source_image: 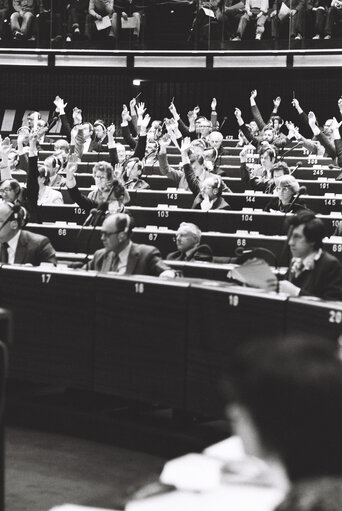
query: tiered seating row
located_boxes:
[26,223,342,266]
[3,266,342,417]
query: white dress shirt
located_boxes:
[6,231,21,264]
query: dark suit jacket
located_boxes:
[12,230,57,266]
[167,244,213,262]
[288,251,342,301]
[86,242,170,276]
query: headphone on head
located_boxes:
[124,158,143,180]
[4,203,27,229]
[213,175,223,195]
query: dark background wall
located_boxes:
[1,66,340,137]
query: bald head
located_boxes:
[101,213,133,254]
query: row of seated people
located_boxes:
[2,0,342,46]
[190,0,342,42]
[0,91,341,300]
[0,0,141,43]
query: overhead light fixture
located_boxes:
[133,79,141,86]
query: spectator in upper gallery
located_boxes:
[0,0,8,41]
[115,0,142,39]
[66,0,88,42]
[10,0,38,40]
[39,0,68,44]
[232,0,268,40]
[324,0,342,39]
[267,210,342,300]
[270,0,305,40]
[307,0,330,39]
[86,0,118,39]
[167,222,213,262]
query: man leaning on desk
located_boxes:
[0,203,57,266]
[85,212,176,278]
[267,210,342,301]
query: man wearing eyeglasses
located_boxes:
[85,212,175,277]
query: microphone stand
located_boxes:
[277,140,302,160]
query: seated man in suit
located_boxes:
[267,210,342,300]
[0,203,57,266]
[167,222,213,262]
[85,212,175,277]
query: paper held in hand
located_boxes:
[122,17,138,29]
[201,7,216,17]
[278,2,291,20]
[95,15,112,31]
[231,259,276,290]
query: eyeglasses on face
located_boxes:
[276,186,290,192]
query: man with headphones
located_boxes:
[0,203,56,265]
[124,158,150,190]
[181,138,231,210]
[85,212,175,277]
[266,211,342,300]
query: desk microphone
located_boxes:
[277,141,302,160]
[284,185,307,213]
[235,246,278,269]
[219,117,228,131]
[290,161,302,175]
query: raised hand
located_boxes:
[136,102,146,117]
[129,98,136,113]
[107,123,116,137]
[65,153,78,175]
[308,111,317,126]
[250,89,257,100]
[72,107,83,125]
[273,96,281,109]
[121,104,131,123]
[180,136,191,154]
[338,97,342,113]
[140,113,151,130]
[331,116,342,130]
[193,105,200,117]
[54,96,67,113]
[291,98,301,111]
[159,133,171,148]
[234,107,242,119]
[211,97,217,111]
[169,101,178,119]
